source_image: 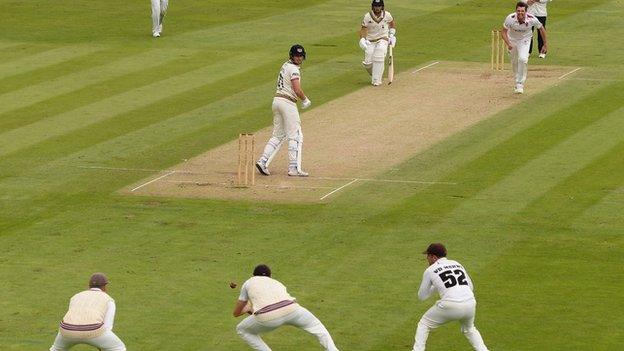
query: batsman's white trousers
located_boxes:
[363,39,389,85]
[236,305,339,351]
[509,38,531,85]
[260,97,303,171]
[50,330,126,351]
[151,0,168,34]
[413,299,488,351]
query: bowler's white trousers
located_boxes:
[50,330,126,351]
[236,305,339,351]
[151,0,168,34]
[509,38,531,85]
[413,299,488,351]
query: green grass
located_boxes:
[1,0,623,350]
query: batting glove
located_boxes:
[389,36,397,47]
[359,38,369,51]
[301,98,312,109]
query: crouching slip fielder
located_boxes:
[502,2,548,94]
[359,0,396,86]
[256,45,311,177]
[233,264,340,351]
[50,273,126,351]
[413,244,489,351]
[151,0,168,37]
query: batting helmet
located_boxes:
[289,44,306,60]
[372,0,384,8]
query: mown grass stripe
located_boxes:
[0,46,146,96]
[0,45,102,79]
[369,81,624,226]
[0,52,275,157]
[0,48,198,117]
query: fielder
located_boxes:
[501,1,548,94]
[151,0,168,37]
[256,45,311,177]
[359,0,396,86]
[49,273,126,351]
[413,244,489,351]
[233,264,340,351]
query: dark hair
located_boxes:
[253,264,271,277]
[516,1,528,10]
[423,243,447,258]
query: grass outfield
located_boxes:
[0,0,623,350]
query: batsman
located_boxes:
[359,0,396,86]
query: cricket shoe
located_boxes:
[538,53,546,59]
[372,82,381,86]
[152,32,160,38]
[288,168,309,177]
[255,161,270,176]
[514,84,524,94]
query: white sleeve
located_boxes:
[503,17,511,29]
[104,300,116,330]
[417,270,435,301]
[238,281,249,301]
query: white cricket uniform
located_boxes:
[413,258,488,351]
[151,0,168,35]
[259,60,305,172]
[361,10,394,85]
[236,276,339,351]
[50,288,126,351]
[528,0,550,17]
[504,12,543,86]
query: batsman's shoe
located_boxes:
[288,168,309,177]
[372,81,381,86]
[256,161,270,176]
[152,32,161,38]
[514,84,524,94]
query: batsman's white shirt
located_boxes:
[418,258,475,302]
[504,12,542,41]
[361,11,394,41]
[275,61,301,101]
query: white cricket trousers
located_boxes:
[50,330,126,351]
[260,97,303,171]
[236,306,339,351]
[413,299,488,351]
[509,38,531,85]
[151,0,168,34]
[363,39,389,85]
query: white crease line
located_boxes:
[412,61,440,74]
[78,165,457,185]
[79,165,164,173]
[131,171,175,192]
[314,176,456,185]
[320,179,359,200]
[163,180,334,190]
[559,67,581,80]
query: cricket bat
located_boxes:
[387,45,394,85]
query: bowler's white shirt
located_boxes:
[504,12,543,41]
[418,258,475,302]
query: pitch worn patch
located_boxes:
[124,61,572,203]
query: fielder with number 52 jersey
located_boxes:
[413,243,489,351]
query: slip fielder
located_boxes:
[413,244,489,351]
[256,44,311,177]
[501,2,548,94]
[151,0,168,37]
[233,264,340,351]
[359,0,396,86]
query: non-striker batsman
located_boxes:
[359,0,396,86]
